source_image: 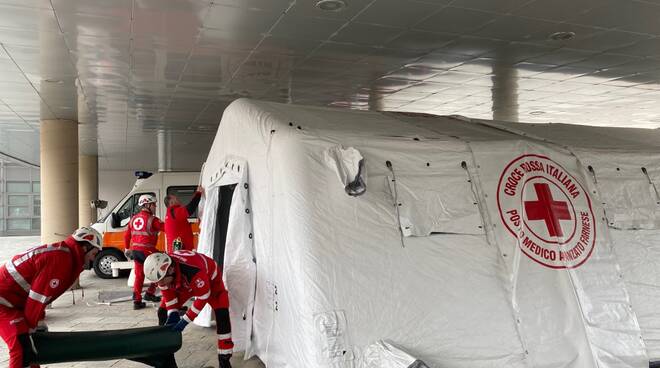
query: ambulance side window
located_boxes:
[115,192,156,227]
[115,196,134,226]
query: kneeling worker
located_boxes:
[0,227,102,368]
[144,251,233,368]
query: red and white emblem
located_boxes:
[196,279,204,288]
[497,154,596,269]
[49,279,60,289]
[133,217,145,231]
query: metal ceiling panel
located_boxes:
[197,28,261,51]
[358,47,426,66]
[415,6,495,34]
[213,0,290,11]
[405,52,474,70]
[56,12,130,37]
[204,5,278,33]
[566,53,642,69]
[271,14,345,41]
[524,48,597,66]
[385,30,456,52]
[564,30,651,53]
[0,4,59,32]
[481,43,556,64]
[259,36,320,57]
[428,71,486,83]
[309,42,375,62]
[471,15,564,41]
[354,0,443,28]
[1,0,660,170]
[450,0,530,13]
[285,0,371,20]
[51,0,132,16]
[332,22,404,46]
[439,36,508,56]
[511,0,600,22]
[386,66,442,81]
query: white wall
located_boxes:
[98,170,136,218]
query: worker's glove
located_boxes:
[124,249,134,260]
[171,319,188,332]
[165,311,181,326]
[35,320,48,333]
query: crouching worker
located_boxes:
[144,251,234,368]
[125,194,162,309]
[0,227,102,368]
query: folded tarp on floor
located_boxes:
[22,326,181,367]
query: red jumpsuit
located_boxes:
[160,250,233,355]
[124,209,163,302]
[0,237,85,368]
[164,191,201,253]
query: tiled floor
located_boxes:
[0,236,265,368]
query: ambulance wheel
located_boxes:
[93,249,126,279]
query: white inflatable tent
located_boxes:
[196,98,660,368]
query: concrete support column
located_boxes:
[158,129,172,172]
[40,120,78,243]
[78,154,98,227]
[491,62,519,122]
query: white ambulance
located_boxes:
[90,171,201,278]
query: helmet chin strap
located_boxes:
[77,241,93,252]
[82,244,98,270]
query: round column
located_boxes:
[40,119,78,243]
[78,154,98,226]
[491,61,519,122]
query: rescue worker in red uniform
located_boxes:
[124,194,162,309]
[164,186,203,253]
[0,226,102,368]
[144,251,233,368]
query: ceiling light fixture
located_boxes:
[530,110,546,115]
[316,0,347,12]
[548,31,575,41]
[43,78,64,83]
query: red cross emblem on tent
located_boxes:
[497,154,596,269]
[524,183,572,238]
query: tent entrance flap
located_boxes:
[213,183,237,267]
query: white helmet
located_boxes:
[71,226,103,250]
[138,194,157,207]
[144,253,172,282]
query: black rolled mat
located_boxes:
[22,326,181,367]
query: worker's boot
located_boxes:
[133,300,146,310]
[144,293,161,302]
[218,354,232,368]
[133,292,146,310]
